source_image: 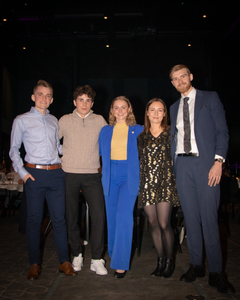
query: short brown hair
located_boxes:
[73,85,96,101]
[33,80,53,96]
[141,98,169,136]
[109,96,136,126]
[169,64,191,80]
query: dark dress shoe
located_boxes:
[161,259,174,278]
[180,264,205,282]
[59,261,77,276]
[151,257,165,277]
[27,263,41,280]
[209,272,235,294]
[114,271,126,278]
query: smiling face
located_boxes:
[31,86,53,115]
[73,94,93,118]
[111,99,130,124]
[171,68,193,96]
[147,101,165,126]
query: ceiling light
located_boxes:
[203,15,207,18]
[106,44,109,48]
[188,44,191,47]
[3,19,7,22]
[104,16,108,20]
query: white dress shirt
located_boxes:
[176,87,224,161]
[176,88,199,155]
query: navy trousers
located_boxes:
[25,167,69,265]
[104,160,137,270]
[175,156,222,272]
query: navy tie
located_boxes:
[183,97,191,154]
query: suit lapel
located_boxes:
[127,125,134,156]
[171,99,180,134]
[194,89,204,125]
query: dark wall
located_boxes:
[2,31,240,165]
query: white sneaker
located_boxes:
[90,259,108,275]
[72,253,83,271]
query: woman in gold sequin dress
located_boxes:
[138,98,180,278]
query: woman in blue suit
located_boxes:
[99,96,143,278]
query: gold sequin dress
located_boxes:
[137,130,180,208]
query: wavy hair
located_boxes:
[108,96,136,126]
[73,85,96,101]
[141,98,169,135]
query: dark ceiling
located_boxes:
[1,0,239,48]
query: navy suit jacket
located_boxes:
[170,89,229,171]
[99,124,143,196]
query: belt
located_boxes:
[26,163,62,170]
[177,153,198,157]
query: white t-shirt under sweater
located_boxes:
[58,109,107,173]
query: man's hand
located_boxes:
[208,161,222,187]
[23,173,35,183]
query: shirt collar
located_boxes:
[30,106,50,115]
[75,109,93,119]
[181,87,196,102]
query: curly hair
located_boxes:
[73,85,96,101]
[108,96,136,126]
[141,98,169,136]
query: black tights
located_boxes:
[144,202,174,259]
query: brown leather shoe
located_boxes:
[27,263,41,280]
[59,261,77,276]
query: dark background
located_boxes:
[0,0,239,169]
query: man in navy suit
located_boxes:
[169,64,235,295]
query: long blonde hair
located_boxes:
[108,96,136,126]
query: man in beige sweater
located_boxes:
[58,85,108,275]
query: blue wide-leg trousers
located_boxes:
[105,160,137,270]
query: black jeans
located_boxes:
[65,172,105,258]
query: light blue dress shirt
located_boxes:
[9,107,62,179]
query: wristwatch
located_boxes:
[215,158,224,163]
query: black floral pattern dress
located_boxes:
[137,130,180,208]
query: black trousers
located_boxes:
[65,172,105,258]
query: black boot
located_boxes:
[209,272,235,294]
[151,257,165,277]
[161,259,174,278]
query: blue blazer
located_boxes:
[99,124,143,196]
[170,89,229,171]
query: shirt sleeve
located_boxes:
[56,123,63,156]
[9,117,29,179]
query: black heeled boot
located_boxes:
[151,257,165,277]
[161,258,174,278]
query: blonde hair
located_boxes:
[33,80,53,96]
[108,96,136,126]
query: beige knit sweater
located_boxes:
[58,109,107,173]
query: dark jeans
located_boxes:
[25,167,69,265]
[65,173,105,258]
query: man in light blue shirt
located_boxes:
[9,80,77,280]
